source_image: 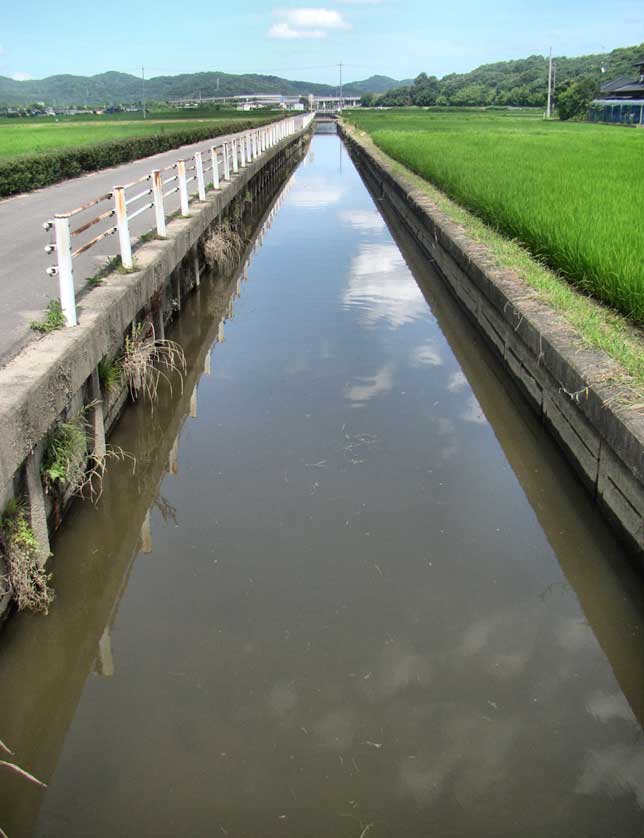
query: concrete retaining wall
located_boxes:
[340,123,644,558]
[0,124,310,619]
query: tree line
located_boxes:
[360,44,644,119]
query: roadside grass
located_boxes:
[30,299,65,333]
[344,109,644,326]
[342,120,644,398]
[0,110,276,159]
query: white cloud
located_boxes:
[344,242,427,328]
[447,371,467,392]
[411,342,443,367]
[460,394,487,425]
[345,364,393,406]
[268,22,325,39]
[269,7,350,39]
[11,72,33,81]
[340,209,386,232]
[288,175,345,208]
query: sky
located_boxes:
[1,1,643,84]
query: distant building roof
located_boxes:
[611,82,644,95]
[600,75,635,93]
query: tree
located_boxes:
[557,77,598,120]
[360,93,375,107]
[411,73,439,106]
[377,87,412,107]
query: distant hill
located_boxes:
[0,70,403,106]
[343,75,401,95]
[375,43,644,107]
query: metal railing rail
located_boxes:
[43,113,313,326]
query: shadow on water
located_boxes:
[0,133,643,837]
[0,165,299,838]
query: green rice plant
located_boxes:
[30,299,65,333]
[0,499,53,613]
[345,109,644,324]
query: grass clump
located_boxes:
[30,299,65,333]
[41,417,87,493]
[98,357,122,393]
[0,500,53,613]
[204,221,243,274]
[41,408,135,504]
[344,109,644,325]
[119,322,186,405]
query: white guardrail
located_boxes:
[42,114,314,327]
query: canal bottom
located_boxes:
[0,133,643,837]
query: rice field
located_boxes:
[0,109,276,160]
[345,109,644,324]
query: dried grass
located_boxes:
[119,322,186,407]
[0,502,53,614]
[204,221,243,275]
[76,446,137,504]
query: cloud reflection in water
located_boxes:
[344,242,427,328]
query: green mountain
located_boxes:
[343,75,401,95]
[376,43,644,108]
[0,70,402,106]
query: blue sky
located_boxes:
[2,1,643,84]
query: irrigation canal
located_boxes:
[1,130,644,837]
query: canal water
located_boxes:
[1,133,643,837]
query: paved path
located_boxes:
[0,121,285,367]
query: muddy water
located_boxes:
[1,134,644,838]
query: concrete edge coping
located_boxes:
[0,128,309,495]
[339,122,644,486]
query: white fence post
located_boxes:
[240,136,246,167]
[113,185,133,270]
[50,215,77,327]
[195,151,206,200]
[210,146,220,189]
[223,143,231,181]
[247,133,253,162]
[177,160,189,215]
[151,169,166,236]
[232,139,239,174]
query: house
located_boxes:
[589,58,644,124]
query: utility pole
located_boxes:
[546,47,553,119]
[339,60,343,111]
[142,65,146,119]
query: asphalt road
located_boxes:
[0,119,287,367]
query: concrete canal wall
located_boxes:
[0,119,312,620]
[340,122,644,558]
